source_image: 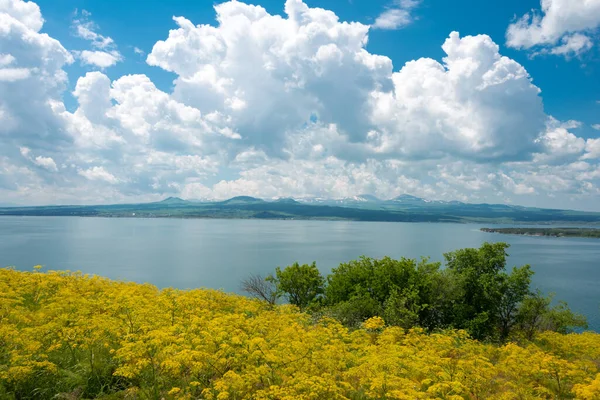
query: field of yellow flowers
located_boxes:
[1,267,599,399]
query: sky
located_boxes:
[1,0,600,210]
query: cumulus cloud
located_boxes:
[548,33,594,56]
[506,0,600,57]
[0,0,73,149]
[0,67,30,81]
[78,166,119,184]
[370,32,545,161]
[0,52,30,80]
[0,0,43,31]
[532,118,586,164]
[32,155,57,171]
[146,4,544,162]
[583,139,600,160]
[146,0,392,153]
[499,173,535,195]
[77,50,122,68]
[183,157,436,201]
[0,0,599,210]
[19,146,58,171]
[0,53,15,65]
[373,9,411,30]
[372,0,421,30]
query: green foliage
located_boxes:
[251,242,587,343]
[443,242,534,340]
[273,262,324,309]
[516,291,588,340]
[325,293,382,328]
[516,290,553,340]
[496,265,534,340]
[324,256,444,329]
[382,286,422,329]
[544,300,589,334]
[325,256,440,305]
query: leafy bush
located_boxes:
[254,243,586,342]
[272,261,324,309]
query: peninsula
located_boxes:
[481,227,600,238]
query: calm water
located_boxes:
[1,216,599,331]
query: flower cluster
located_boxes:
[1,267,599,399]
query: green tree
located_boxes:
[274,262,324,309]
[326,256,430,306]
[496,265,534,340]
[325,256,444,329]
[516,292,588,339]
[515,290,549,340]
[444,242,533,341]
[383,287,422,329]
[543,299,588,334]
[327,294,382,328]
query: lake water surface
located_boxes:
[1,216,599,330]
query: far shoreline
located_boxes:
[481,227,600,239]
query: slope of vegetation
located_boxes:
[482,227,600,238]
[2,252,599,399]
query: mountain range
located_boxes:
[1,194,599,224]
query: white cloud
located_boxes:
[146,5,544,162]
[147,0,393,151]
[370,32,545,161]
[0,67,30,81]
[506,0,600,57]
[583,139,600,160]
[0,0,599,210]
[533,118,586,163]
[133,47,144,55]
[499,173,535,195]
[71,9,122,68]
[183,157,436,201]
[0,52,30,81]
[592,124,600,131]
[0,0,43,31]
[0,53,16,66]
[78,166,119,184]
[33,155,57,171]
[0,0,73,147]
[18,146,58,171]
[548,33,594,56]
[373,9,412,30]
[78,50,122,68]
[373,0,421,30]
[73,9,114,49]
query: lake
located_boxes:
[1,216,599,331]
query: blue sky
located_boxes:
[1,0,600,209]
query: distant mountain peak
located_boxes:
[159,197,187,204]
[221,196,265,204]
[392,194,425,202]
[356,194,381,202]
[273,197,300,204]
